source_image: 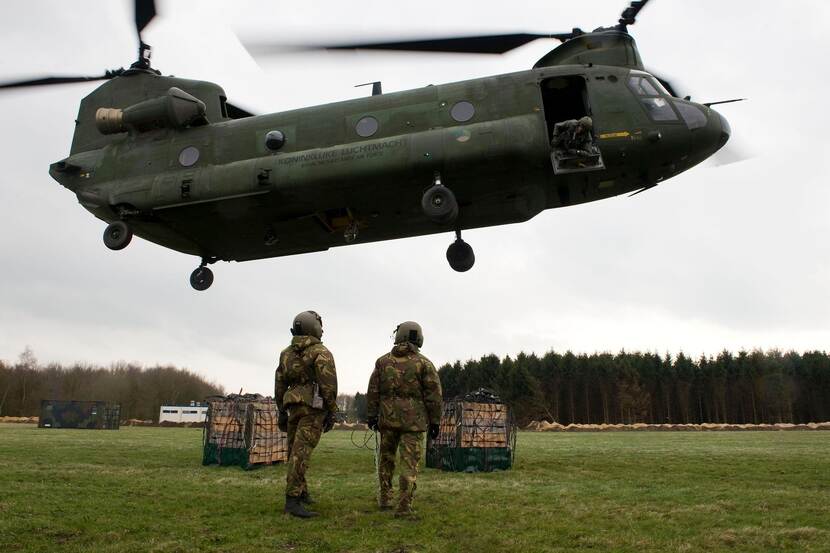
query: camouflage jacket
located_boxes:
[367,342,442,432]
[275,336,338,415]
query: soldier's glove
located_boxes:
[323,412,336,433]
[277,411,288,433]
[367,416,379,431]
[428,423,440,440]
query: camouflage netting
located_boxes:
[426,388,517,472]
[202,394,288,470]
[38,400,120,430]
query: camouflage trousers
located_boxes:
[378,430,423,512]
[285,408,325,498]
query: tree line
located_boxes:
[437,350,830,426]
[5,348,829,426]
[0,348,224,420]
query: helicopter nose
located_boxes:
[714,109,730,151]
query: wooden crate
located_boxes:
[433,400,511,450]
[244,401,287,466]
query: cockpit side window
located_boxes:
[628,76,659,96]
[641,97,678,121]
[628,74,678,122]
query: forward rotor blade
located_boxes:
[652,74,679,98]
[0,74,114,90]
[618,0,651,29]
[644,68,682,98]
[245,32,578,57]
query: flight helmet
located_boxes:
[394,321,423,348]
[291,310,323,339]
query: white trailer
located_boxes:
[158,401,208,423]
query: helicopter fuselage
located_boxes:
[50,62,728,265]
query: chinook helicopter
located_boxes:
[2,0,737,291]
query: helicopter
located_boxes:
[1,0,737,291]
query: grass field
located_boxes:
[0,424,828,553]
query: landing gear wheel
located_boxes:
[421,185,459,224]
[103,221,132,250]
[190,266,214,291]
[446,238,475,272]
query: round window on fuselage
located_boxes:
[356,116,379,138]
[450,101,475,122]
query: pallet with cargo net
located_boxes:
[202,394,288,469]
[427,389,517,472]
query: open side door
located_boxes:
[541,76,605,175]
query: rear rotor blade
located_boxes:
[135,0,156,37]
[325,33,576,54]
[226,102,255,119]
[0,74,115,90]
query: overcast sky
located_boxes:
[0,0,828,395]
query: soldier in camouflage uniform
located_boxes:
[275,310,338,518]
[551,116,594,156]
[367,321,442,518]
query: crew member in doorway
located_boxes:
[551,116,595,157]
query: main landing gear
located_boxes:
[421,173,475,272]
[421,173,458,224]
[446,229,475,272]
[190,258,217,292]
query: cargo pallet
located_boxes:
[202,394,288,469]
[426,389,516,472]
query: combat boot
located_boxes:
[394,496,418,520]
[284,495,318,518]
[393,507,419,520]
[378,490,394,511]
[299,490,315,505]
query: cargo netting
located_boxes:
[202,394,288,469]
[426,388,517,472]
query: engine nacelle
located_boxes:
[95,87,207,135]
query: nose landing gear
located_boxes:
[190,257,217,291]
[103,220,133,250]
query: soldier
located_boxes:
[275,310,338,518]
[367,321,442,518]
[551,115,595,156]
